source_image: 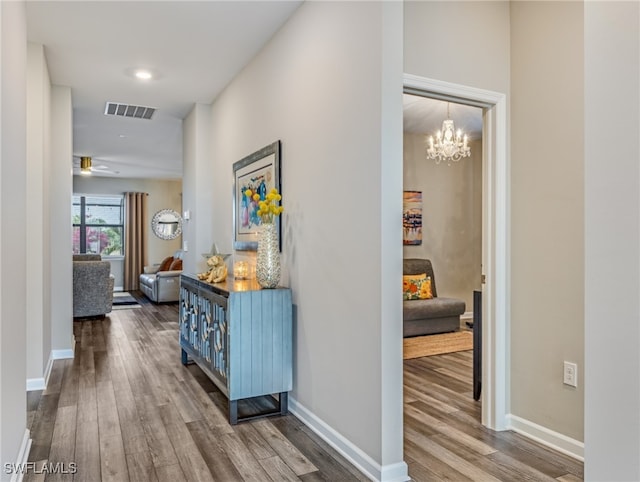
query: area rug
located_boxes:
[112,292,141,309]
[403,330,473,360]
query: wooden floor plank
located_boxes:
[47,405,77,482]
[258,455,301,482]
[252,419,317,476]
[43,359,65,395]
[271,416,370,482]
[74,419,101,482]
[405,451,473,482]
[404,403,496,456]
[234,422,277,460]
[155,464,187,482]
[99,433,129,482]
[58,358,80,408]
[186,422,245,482]
[28,392,60,463]
[220,431,272,481]
[96,380,121,438]
[94,349,112,383]
[126,451,159,482]
[113,383,149,456]
[405,425,502,482]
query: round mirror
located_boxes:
[151,209,183,240]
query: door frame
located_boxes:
[403,74,509,430]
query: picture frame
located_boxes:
[403,190,422,245]
[232,140,281,251]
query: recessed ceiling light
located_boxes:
[135,70,152,80]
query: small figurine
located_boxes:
[197,254,228,283]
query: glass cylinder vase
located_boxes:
[256,222,280,289]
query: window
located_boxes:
[72,195,124,256]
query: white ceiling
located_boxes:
[26,1,303,179]
[403,94,483,140]
[26,2,482,179]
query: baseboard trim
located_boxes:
[507,414,584,461]
[288,397,409,482]
[26,353,55,392]
[52,336,75,360]
[26,378,46,391]
[9,429,31,482]
[461,311,474,320]
[51,349,74,360]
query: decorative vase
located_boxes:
[256,222,280,288]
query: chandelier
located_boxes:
[425,103,470,164]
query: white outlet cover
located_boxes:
[563,361,578,387]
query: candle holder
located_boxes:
[233,260,250,280]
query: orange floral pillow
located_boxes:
[403,274,433,300]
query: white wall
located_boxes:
[510,1,584,444]
[72,176,183,271]
[26,43,51,383]
[50,86,73,354]
[182,104,214,275]
[0,0,28,474]
[585,2,640,479]
[403,135,482,309]
[187,2,406,479]
[404,1,510,94]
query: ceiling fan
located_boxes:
[72,156,119,176]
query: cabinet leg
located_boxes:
[229,400,238,425]
[181,349,189,365]
[279,392,288,416]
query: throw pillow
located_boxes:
[419,277,433,300]
[169,258,183,271]
[158,256,174,272]
[403,273,433,300]
[403,273,425,300]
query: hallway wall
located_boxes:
[0,1,28,474]
[184,2,406,479]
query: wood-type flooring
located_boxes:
[25,292,583,481]
[404,351,584,481]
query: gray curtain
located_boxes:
[123,192,148,291]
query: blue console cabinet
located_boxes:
[179,273,292,424]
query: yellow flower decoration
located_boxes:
[243,187,283,224]
[252,187,284,224]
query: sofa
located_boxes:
[73,255,115,318]
[139,250,184,303]
[403,258,465,337]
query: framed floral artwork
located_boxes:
[232,140,281,251]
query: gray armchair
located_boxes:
[403,258,466,337]
[73,258,115,318]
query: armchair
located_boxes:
[403,258,466,337]
[139,250,184,303]
[73,258,115,318]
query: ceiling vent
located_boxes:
[104,102,156,120]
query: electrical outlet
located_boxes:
[563,361,578,387]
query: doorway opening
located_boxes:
[402,74,509,432]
